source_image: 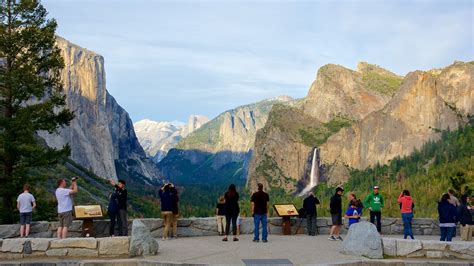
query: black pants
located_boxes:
[109,211,118,236]
[117,209,128,236]
[225,214,238,236]
[370,211,382,232]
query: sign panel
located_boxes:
[273,204,299,217]
[74,205,103,219]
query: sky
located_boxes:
[42,0,473,123]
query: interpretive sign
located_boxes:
[273,204,299,217]
[74,205,103,219]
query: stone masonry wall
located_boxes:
[0,217,449,239]
[382,238,473,260]
[0,237,130,259]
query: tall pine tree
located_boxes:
[0,0,74,223]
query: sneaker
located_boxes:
[262,239,268,243]
[162,237,168,241]
[222,237,228,242]
[328,235,337,241]
[233,237,239,241]
[337,236,343,241]
[253,239,259,242]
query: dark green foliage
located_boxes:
[0,0,74,223]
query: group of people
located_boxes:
[15,178,473,243]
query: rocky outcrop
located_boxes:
[159,96,294,183]
[39,37,162,181]
[341,222,383,259]
[320,62,472,179]
[134,115,209,162]
[248,63,398,191]
[129,220,159,257]
[248,61,473,189]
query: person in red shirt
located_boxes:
[398,190,414,239]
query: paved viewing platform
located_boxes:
[0,235,472,265]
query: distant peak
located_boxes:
[357,62,401,78]
[268,95,295,102]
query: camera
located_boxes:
[71,177,78,181]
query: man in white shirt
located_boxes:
[55,177,78,239]
[17,184,36,237]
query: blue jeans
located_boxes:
[402,213,414,239]
[440,226,455,241]
[253,214,268,241]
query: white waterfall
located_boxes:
[299,148,319,196]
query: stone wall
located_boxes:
[382,238,473,260]
[0,237,130,259]
[0,217,450,239]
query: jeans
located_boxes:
[401,213,414,239]
[225,214,238,236]
[118,209,128,236]
[109,211,117,236]
[370,211,382,233]
[253,214,268,241]
[306,214,317,236]
[440,226,455,241]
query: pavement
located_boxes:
[0,234,471,265]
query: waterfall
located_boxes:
[299,148,319,196]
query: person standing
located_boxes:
[171,184,179,239]
[159,183,174,240]
[438,193,458,241]
[398,190,414,239]
[251,183,270,243]
[116,180,128,236]
[303,192,320,236]
[364,186,384,233]
[107,184,119,237]
[55,178,78,239]
[458,195,473,241]
[223,184,240,242]
[344,200,361,228]
[216,196,226,235]
[329,187,344,241]
[17,184,36,237]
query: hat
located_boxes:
[336,187,344,192]
[374,186,379,189]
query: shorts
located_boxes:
[58,211,73,228]
[331,213,342,226]
[20,212,32,225]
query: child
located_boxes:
[345,200,361,227]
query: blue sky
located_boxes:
[42,0,473,123]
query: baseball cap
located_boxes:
[374,186,379,189]
[336,187,344,192]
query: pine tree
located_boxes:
[0,0,74,223]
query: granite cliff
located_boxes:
[158,96,294,184]
[247,61,473,192]
[39,37,162,182]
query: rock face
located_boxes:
[320,62,472,173]
[39,37,162,181]
[134,115,209,162]
[248,63,398,191]
[130,220,159,257]
[341,221,383,259]
[159,96,294,183]
[248,61,473,189]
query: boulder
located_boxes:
[422,240,448,251]
[396,239,422,256]
[130,220,159,257]
[341,221,383,259]
[29,238,50,251]
[67,248,99,257]
[0,224,19,238]
[45,248,68,257]
[98,237,130,256]
[449,242,474,255]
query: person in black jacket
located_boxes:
[458,195,473,241]
[115,180,128,236]
[303,192,320,236]
[223,184,240,242]
[107,185,119,236]
[159,183,175,240]
[329,187,344,241]
[438,193,458,241]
